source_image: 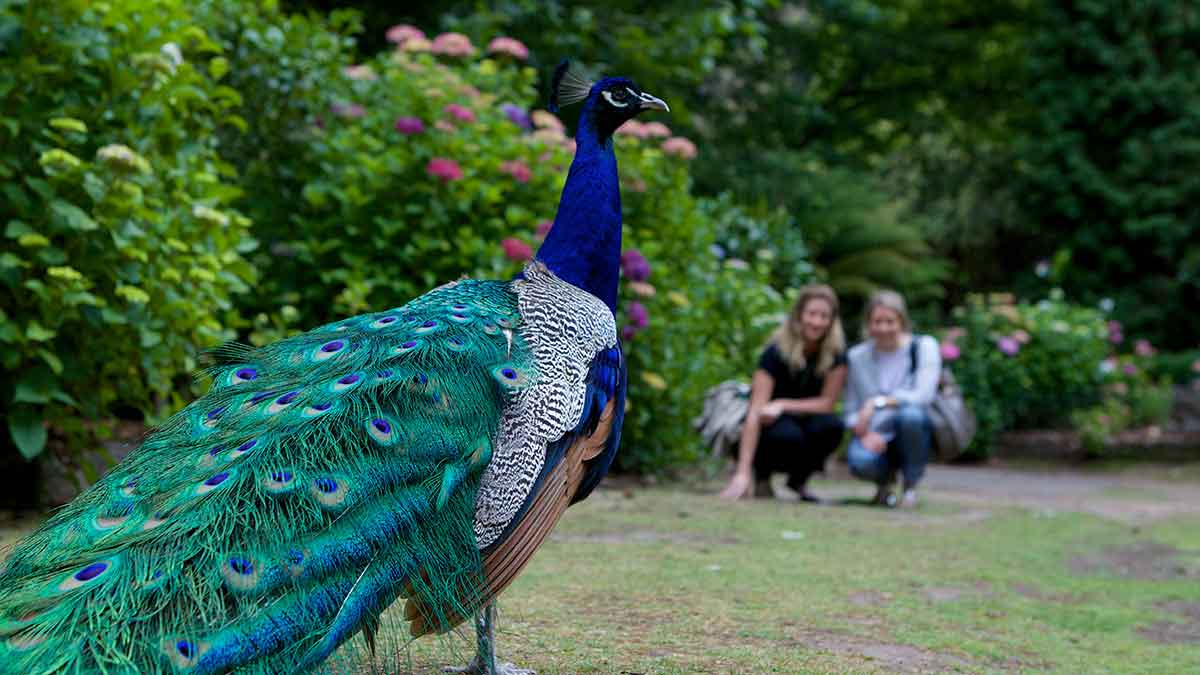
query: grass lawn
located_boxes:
[3,465,1199,673]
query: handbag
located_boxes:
[910,336,977,460]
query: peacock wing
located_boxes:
[0,278,536,674]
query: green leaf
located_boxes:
[209,56,230,80]
[4,220,32,238]
[38,348,63,374]
[8,406,47,460]
[50,200,99,232]
[25,321,55,341]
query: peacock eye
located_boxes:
[601,90,630,108]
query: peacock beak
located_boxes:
[637,92,669,112]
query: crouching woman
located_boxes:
[843,290,941,507]
[719,285,847,502]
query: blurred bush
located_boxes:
[942,291,1107,455]
[0,0,255,463]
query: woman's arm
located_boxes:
[771,364,848,415]
[718,369,775,499]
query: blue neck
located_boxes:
[534,115,622,314]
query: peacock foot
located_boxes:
[442,657,536,675]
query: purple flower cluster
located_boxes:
[500,103,533,130]
[620,248,651,282]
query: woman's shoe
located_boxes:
[899,489,919,508]
[871,484,896,508]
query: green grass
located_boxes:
[3,474,1199,673]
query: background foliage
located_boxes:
[1,0,1197,495]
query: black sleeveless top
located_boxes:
[758,344,847,400]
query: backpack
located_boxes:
[910,336,977,460]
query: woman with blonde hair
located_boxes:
[843,290,941,507]
[720,284,848,502]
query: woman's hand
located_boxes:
[758,401,784,426]
[861,431,886,454]
[854,400,875,437]
[719,470,754,500]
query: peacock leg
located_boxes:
[442,603,535,675]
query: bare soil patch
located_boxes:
[1069,542,1197,581]
[1138,600,1200,645]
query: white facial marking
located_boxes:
[601,90,629,108]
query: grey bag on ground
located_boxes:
[694,380,751,457]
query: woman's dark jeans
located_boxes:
[846,404,932,488]
[744,413,845,489]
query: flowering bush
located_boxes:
[947,291,1109,454]
[0,0,256,463]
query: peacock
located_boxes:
[0,62,667,675]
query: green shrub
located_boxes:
[0,0,255,461]
[944,290,1108,455]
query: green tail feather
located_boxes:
[0,280,536,673]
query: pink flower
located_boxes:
[535,220,553,239]
[1123,363,1138,376]
[627,301,649,329]
[944,326,965,342]
[426,157,463,182]
[443,103,477,124]
[431,32,476,57]
[394,116,425,135]
[940,342,961,361]
[487,36,529,60]
[642,121,671,138]
[402,37,432,53]
[621,249,651,282]
[531,110,564,131]
[997,336,1020,356]
[435,120,456,133]
[501,237,532,262]
[331,102,366,119]
[343,64,378,80]
[1107,320,1124,345]
[616,120,649,138]
[622,176,647,193]
[1012,329,1031,344]
[662,136,698,159]
[1192,359,1200,374]
[499,160,532,183]
[386,24,426,45]
[1134,339,1155,357]
[621,325,639,341]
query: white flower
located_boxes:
[1098,297,1115,313]
[160,42,183,71]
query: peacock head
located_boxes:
[549,61,669,139]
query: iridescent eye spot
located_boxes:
[244,390,277,410]
[75,562,107,581]
[206,406,226,421]
[367,417,400,445]
[267,391,301,414]
[176,641,194,659]
[370,315,399,329]
[230,438,257,458]
[301,401,334,418]
[161,636,208,668]
[452,303,469,311]
[228,557,254,575]
[311,476,350,508]
[376,370,393,379]
[121,477,138,497]
[415,319,442,335]
[491,364,532,389]
[331,373,363,393]
[263,469,297,494]
[196,469,236,495]
[234,368,258,382]
[373,419,391,434]
[496,317,513,328]
[209,446,223,457]
[448,312,472,324]
[57,557,119,592]
[392,339,423,356]
[446,336,468,352]
[481,322,500,335]
[314,340,346,361]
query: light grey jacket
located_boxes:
[843,334,941,432]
